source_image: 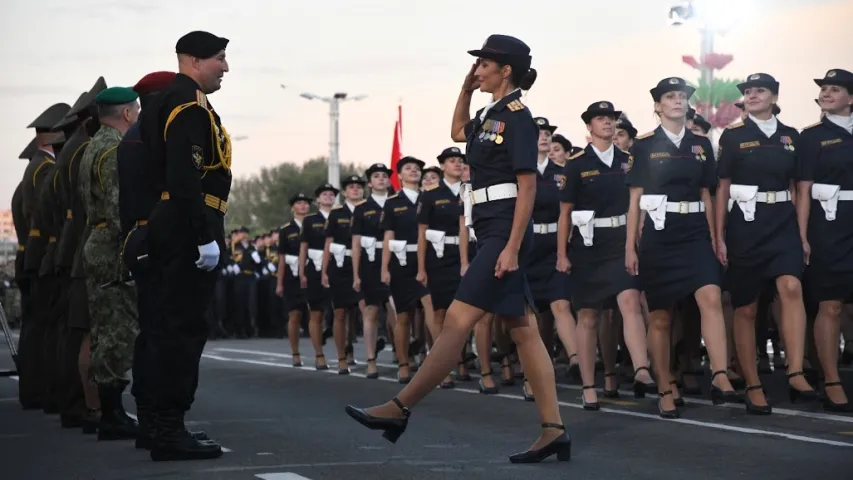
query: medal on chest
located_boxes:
[780,136,795,151]
[691,145,706,161]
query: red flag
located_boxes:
[389,104,402,190]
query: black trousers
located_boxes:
[147,203,222,414]
[233,275,257,338]
[55,273,84,419]
[15,277,37,407]
[130,265,154,407]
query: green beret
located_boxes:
[94,87,139,105]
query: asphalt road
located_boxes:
[1,332,852,480]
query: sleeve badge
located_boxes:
[192,145,204,170]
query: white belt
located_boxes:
[388,240,418,266]
[640,195,705,231]
[424,229,459,258]
[471,183,517,205]
[812,183,853,221]
[284,254,299,277]
[571,213,626,247]
[533,222,558,234]
[329,242,351,268]
[360,236,381,263]
[307,248,324,272]
[727,184,791,221]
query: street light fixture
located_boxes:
[299,90,368,189]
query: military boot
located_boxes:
[97,383,139,441]
[150,410,222,461]
[135,403,155,449]
[82,408,100,434]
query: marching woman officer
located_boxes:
[323,175,367,375]
[799,68,853,412]
[525,116,579,399]
[380,156,435,383]
[276,193,312,367]
[417,147,465,389]
[557,101,655,410]
[715,73,816,414]
[625,77,737,418]
[352,163,394,379]
[346,34,570,463]
[299,184,337,370]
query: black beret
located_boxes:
[176,31,229,59]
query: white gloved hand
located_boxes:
[196,241,220,271]
[262,267,269,276]
[233,264,241,275]
[251,251,262,264]
[267,262,277,273]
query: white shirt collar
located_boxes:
[371,193,387,208]
[591,143,615,168]
[662,125,686,148]
[345,201,357,213]
[826,113,853,134]
[479,88,521,122]
[38,148,55,159]
[749,114,778,138]
[443,179,461,196]
[402,187,419,204]
[537,158,548,175]
[319,209,330,220]
[293,218,302,228]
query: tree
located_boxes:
[226,157,361,234]
[689,77,744,129]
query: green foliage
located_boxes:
[688,77,744,108]
[226,157,361,233]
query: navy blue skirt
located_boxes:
[329,257,362,309]
[358,252,389,306]
[455,223,535,317]
[526,232,571,309]
[304,260,329,312]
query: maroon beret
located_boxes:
[133,71,177,94]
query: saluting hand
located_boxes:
[462,61,482,92]
[494,248,519,279]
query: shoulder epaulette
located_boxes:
[619,149,631,155]
[354,199,366,206]
[726,122,744,129]
[332,205,343,210]
[507,100,525,112]
[281,222,290,229]
[568,150,585,160]
[195,90,208,109]
[636,131,655,140]
[802,121,822,131]
[424,183,439,191]
[388,193,399,199]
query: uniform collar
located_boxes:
[654,124,694,146]
[175,73,202,90]
[479,89,522,122]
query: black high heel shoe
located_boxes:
[315,354,329,371]
[508,423,571,464]
[668,381,685,407]
[787,371,817,403]
[522,378,535,402]
[633,367,655,399]
[744,385,772,415]
[344,396,410,444]
[292,353,302,368]
[822,382,853,412]
[365,358,378,380]
[710,370,738,405]
[455,362,472,382]
[602,372,619,398]
[581,385,600,411]
[658,391,679,419]
[479,371,499,395]
[397,363,411,384]
[338,357,350,375]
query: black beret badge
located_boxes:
[192,145,204,170]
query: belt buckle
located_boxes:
[766,191,776,204]
[679,201,689,214]
[537,224,546,234]
[609,217,618,227]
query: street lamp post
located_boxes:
[298,91,367,189]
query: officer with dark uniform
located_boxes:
[18,102,70,410]
[261,232,282,337]
[300,184,337,370]
[380,156,434,384]
[347,36,570,463]
[49,89,95,429]
[417,147,464,389]
[323,175,366,374]
[277,193,311,365]
[625,77,737,418]
[715,73,816,414]
[141,30,231,460]
[799,68,853,412]
[351,164,394,378]
[232,227,261,338]
[614,117,637,152]
[558,101,654,409]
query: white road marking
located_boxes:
[211,347,853,426]
[201,351,853,449]
[256,473,314,480]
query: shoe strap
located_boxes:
[367,357,376,362]
[567,353,577,361]
[658,390,673,397]
[711,370,727,380]
[398,363,409,368]
[582,385,596,390]
[604,372,617,378]
[391,397,411,417]
[541,422,565,430]
[481,370,493,376]
[635,366,651,376]
[316,354,325,358]
[786,371,805,379]
[745,385,764,392]
[825,381,842,387]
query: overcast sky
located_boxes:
[1,0,851,207]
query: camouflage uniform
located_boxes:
[78,125,138,386]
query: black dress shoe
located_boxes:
[508,423,571,464]
[744,385,772,415]
[345,397,409,444]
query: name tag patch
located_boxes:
[821,138,842,147]
[581,170,600,178]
